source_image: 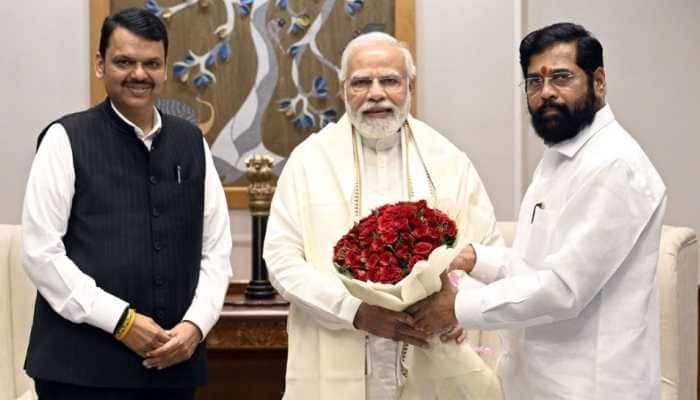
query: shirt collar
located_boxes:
[358,125,402,152]
[109,100,162,140]
[548,103,615,158]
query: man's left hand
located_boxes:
[406,271,459,336]
[143,321,202,369]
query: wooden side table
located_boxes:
[196,283,289,400]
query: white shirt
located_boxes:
[456,105,666,399]
[22,102,232,338]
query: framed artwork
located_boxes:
[90,0,415,208]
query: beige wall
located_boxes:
[0,0,90,225]
[1,0,698,280]
[415,0,520,220]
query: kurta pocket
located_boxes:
[521,209,556,268]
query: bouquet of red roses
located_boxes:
[333,200,457,284]
[331,200,502,399]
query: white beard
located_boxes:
[346,95,411,140]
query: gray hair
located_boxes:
[338,32,416,82]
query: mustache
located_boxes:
[534,99,569,116]
[359,101,398,113]
[123,80,154,87]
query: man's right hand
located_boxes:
[121,313,171,357]
[353,303,430,347]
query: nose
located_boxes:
[539,79,558,100]
[367,79,385,101]
[131,63,148,80]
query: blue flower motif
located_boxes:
[193,73,213,88]
[239,0,253,16]
[205,53,216,67]
[293,113,315,130]
[277,98,292,112]
[344,0,364,16]
[289,22,303,34]
[173,63,190,79]
[320,108,338,127]
[218,42,231,61]
[288,44,304,58]
[312,76,328,98]
[275,0,287,10]
[144,0,162,16]
[322,108,338,120]
[184,53,196,63]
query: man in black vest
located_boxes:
[21,8,232,399]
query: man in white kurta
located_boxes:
[409,23,666,400]
[263,33,502,400]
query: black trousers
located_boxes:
[35,379,196,400]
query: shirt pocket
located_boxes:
[520,208,556,268]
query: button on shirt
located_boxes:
[22,101,232,337]
[456,105,666,400]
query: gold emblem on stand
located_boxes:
[245,155,276,217]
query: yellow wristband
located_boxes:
[114,308,136,341]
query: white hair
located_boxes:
[338,32,416,82]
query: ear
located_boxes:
[593,67,606,99]
[95,52,105,80]
[339,80,347,101]
[408,78,415,94]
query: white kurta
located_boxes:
[359,131,409,400]
[263,114,502,400]
[456,105,666,400]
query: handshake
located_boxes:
[352,244,477,347]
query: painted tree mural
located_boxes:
[112,0,396,184]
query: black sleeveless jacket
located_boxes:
[25,100,207,388]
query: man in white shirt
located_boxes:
[408,22,666,400]
[263,32,502,400]
[21,8,231,399]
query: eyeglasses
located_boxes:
[347,74,405,94]
[520,71,577,95]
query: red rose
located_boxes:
[366,254,380,269]
[358,227,372,241]
[354,269,368,281]
[392,218,409,231]
[413,224,430,238]
[380,266,404,284]
[414,241,433,256]
[370,240,384,252]
[401,233,415,246]
[395,244,410,261]
[345,250,361,268]
[380,230,398,245]
[377,216,394,233]
[379,251,395,267]
[367,267,379,282]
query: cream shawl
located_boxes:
[264,114,502,400]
